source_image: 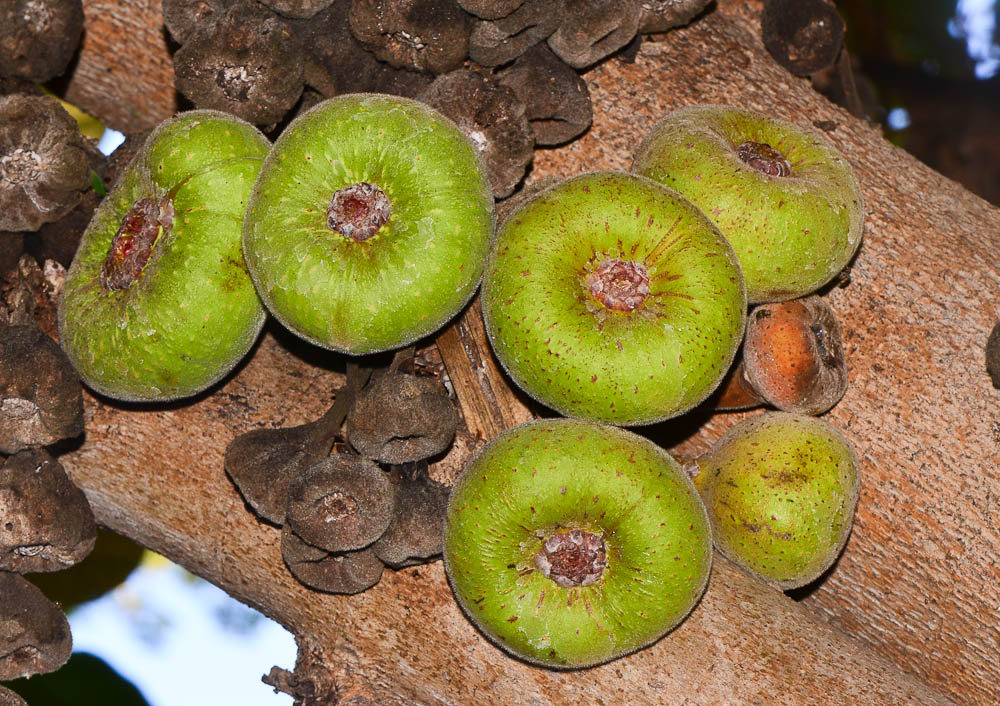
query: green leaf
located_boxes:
[90,170,107,197]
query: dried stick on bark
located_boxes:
[434,297,536,441]
[57,0,1000,704]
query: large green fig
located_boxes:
[633,105,864,304]
[58,110,269,402]
[482,171,746,426]
[444,418,712,669]
[242,93,494,355]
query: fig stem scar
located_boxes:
[100,196,174,291]
[0,148,42,184]
[327,182,391,242]
[534,529,607,587]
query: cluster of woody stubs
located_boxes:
[0,3,97,701]
[161,0,714,197]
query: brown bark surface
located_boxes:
[65,0,177,132]
[55,1,1000,704]
[64,320,953,706]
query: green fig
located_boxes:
[481,171,746,426]
[444,418,712,669]
[242,93,495,355]
[691,411,861,589]
[58,110,270,402]
[632,105,864,304]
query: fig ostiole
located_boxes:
[444,418,712,669]
[242,93,495,356]
[481,171,746,426]
[632,105,864,304]
[58,110,271,402]
[690,411,861,590]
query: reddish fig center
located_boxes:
[587,259,650,312]
[0,149,42,185]
[317,491,359,524]
[327,182,391,242]
[534,529,607,587]
[737,141,791,177]
[100,197,174,291]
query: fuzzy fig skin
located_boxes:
[482,171,746,426]
[444,419,712,669]
[692,411,860,589]
[243,94,494,355]
[632,105,864,304]
[58,111,269,402]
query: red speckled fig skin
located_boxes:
[632,105,864,304]
[482,171,746,426]
[691,411,860,589]
[444,418,712,669]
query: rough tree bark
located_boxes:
[53,1,1000,704]
[64,319,954,706]
[63,0,176,132]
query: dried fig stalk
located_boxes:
[0,95,91,232]
[468,0,564,67]
[346,351,459,463]
[372,464,449,568]
[258,0,336,19]
[0,448,96,573]
[0,323,83,454]
[0,572,72,680]
[281,525,384,594]
[761,0,844,76]
[457,0,524,19]
[172,2,304,125]
[2,254,60,337]
[546,0,641,69]
[987,322,1000,389]
[285,455,394,553]
[496,43,592,146]
[349,0,474,75]
[419,69,534,198]
[225,363,371,524]
[0,0,84,82]
[162,0,237,45]
[289,2,432,99]
[638,0,711,34]
[0,685,27,706]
